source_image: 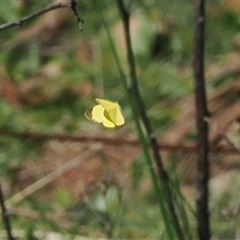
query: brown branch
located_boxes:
[192,0,210,239]
[205,117,240,155]
[70,0,84,30]
[0,2,83,31]
[0,184,14,240]
[0,128,238,154]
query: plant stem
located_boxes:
[0,183,14,240]
[192,0,210,239]
[116,0,184,239]
[0,1,83,31]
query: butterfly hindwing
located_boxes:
[91,105,105,123]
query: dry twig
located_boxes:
[5,146,101,207]
[0,128,238,154]
[0,1,83,31]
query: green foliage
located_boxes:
[210,171,240,238]
[131,155,146,188]
[53,188,73,207]
[0,0,239,239]
[4,43,40,81]
[0,1,21,22]
[206,7,240,58]
[0,100,14,127]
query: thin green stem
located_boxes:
[116,0,184,239]
[98,3,175,240]
[0,183,14,240]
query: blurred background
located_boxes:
[0,0,240,239]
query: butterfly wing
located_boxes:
[108,104,125,126]
[95,98,125,126]
[90,104,115,128]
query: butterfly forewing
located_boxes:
[95,98,125,126]
[110,105,125,126]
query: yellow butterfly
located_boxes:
[85,98,125,128]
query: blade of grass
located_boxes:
[115,0,184,239]
[0,183,14,240]
[95,2,175,239]
[167,155,194,240]
[95,0,186,239]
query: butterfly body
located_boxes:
[85,98,125,128]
